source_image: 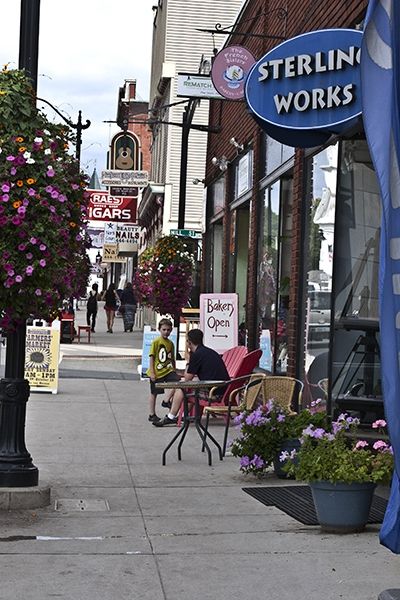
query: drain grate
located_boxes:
[55,499,110,512]
[242,485,387,525]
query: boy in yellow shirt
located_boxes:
[147,318,180,423]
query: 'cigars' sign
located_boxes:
[87,190,137,223]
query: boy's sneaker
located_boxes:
[161,399,172,409]
[153,415,178,427]
[148,414,160,423]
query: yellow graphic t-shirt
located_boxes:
[146,337,175,379]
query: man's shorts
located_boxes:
[150,371,180,395]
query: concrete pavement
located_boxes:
[0,304,399,599]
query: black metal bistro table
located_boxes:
[155,379,226,466]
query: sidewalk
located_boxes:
[0,306,399,599]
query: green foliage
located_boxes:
[230,401,327,477]
[284,415,394,485]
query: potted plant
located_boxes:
[283,415,394,533]
[230,401,327,477]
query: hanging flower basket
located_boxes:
[134,235,194,317]
[0,68,90,330]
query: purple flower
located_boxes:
[240,456,250,468]
[26,265,34,275]
[313,428,326,439]
[1,183,10,192]
[17,206,26,216]
[11,216,21,225]
[10,167,16,175]
[27,188,36,196]
[39,259,46,267]
[2,194,9,202]
[39,244,46,251]
[30,237,37,245]
[35,288,42,296]
[46,167,55,177]
[251,455,265,469]
[26,252,33,260]
[15,275,23,283]
[6,155,15,161]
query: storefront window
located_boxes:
[264,135,294,176]
[330,139,382,423]
[257,177,293,373]
[303,144,338,402]
[235,151,253,197]
[212,222,223,293]
[209,177,225,218]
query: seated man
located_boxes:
[154,328,229,427]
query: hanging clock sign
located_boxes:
[245,29,363,147]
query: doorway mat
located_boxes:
[242,485,387,526]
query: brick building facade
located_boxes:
[203,0,380,420]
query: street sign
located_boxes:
[170,228,202,239]
[104,222,117,244]
[116,224,140,255]
[110,186,139,197]
[177,73,224,100]
[87,189,137,223]
[102,244,126,263]
[100,170,148,187]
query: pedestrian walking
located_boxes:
[86,283,99,333]
[104,282,119,333]
[120,281,137,332]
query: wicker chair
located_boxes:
[261,376,304,414]
[203,373,266,456]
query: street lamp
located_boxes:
[37,97,91,165]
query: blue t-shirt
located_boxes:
[187,345,229,381]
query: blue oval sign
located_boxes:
[245,29,363,147]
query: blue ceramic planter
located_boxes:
[310,481,376,533]
[273,438,301,479]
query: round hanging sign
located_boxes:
[211,45,256,101]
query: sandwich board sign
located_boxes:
[199,293,238,353]
[25,320,61,393]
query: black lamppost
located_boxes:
[0,0,90,487]
[37,98,91,165]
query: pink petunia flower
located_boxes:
[26,266,34,275]
[355,440,369,450]
[373,440,390,451]
[372,419,387,429]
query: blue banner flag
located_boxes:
[361,0,400,552]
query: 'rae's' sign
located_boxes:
[199,293,238,353]
[87,189,137,223]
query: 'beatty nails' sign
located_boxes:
[245,29,363,147]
